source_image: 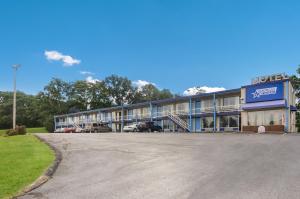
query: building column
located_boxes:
[199,100,202,132]
[110,112,113,131]
[213,93,217,132]
[121,106,124,133]
[285,81,289,132]
[238,114,240,132]
[189,98,192,132]
[150,102,153,122]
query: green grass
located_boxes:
[26,127,49,133]
[0,135,55,199]
[0,127,48,136]
[0,129,5,136]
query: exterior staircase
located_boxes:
[167,112,190,132]
[71,121,81,129]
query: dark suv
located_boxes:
[137,121,162,132]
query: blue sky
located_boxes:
[0,0,299,95]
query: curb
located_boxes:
[14,134,62,198]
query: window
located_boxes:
[195,101,201,114]
[223,96,239,106]
[201,99,213,108]
[229,116,238,127]
[247,110,284,126]
[202,117,214,128]
[220,115,238,127]
[176,103,188,114]
[163,104,172,113]
[163,119,174,130]
[220,116,228,127]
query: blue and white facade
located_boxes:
[54,73,297,133]
[241,74,296,132]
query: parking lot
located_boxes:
[21,133,300,199]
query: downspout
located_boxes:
[285,81,289,132]
[150,101,153,122]
[121,105,124,133]
[189,98,192,132]
[213,93,217,132]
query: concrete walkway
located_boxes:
[20,133,300,199]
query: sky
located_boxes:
[0,0,299,95]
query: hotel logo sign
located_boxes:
[251,73,289,85]
[246,82,284,103]
[252,87,277,99]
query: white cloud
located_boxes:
[80,71,94,75]
[86,76,100,84]
[133,80,156,90]
[183,86,226,96]
[45,50,81,66]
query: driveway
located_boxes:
[21,133,300,199]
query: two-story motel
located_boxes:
[54,73,297,133]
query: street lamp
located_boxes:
[12,64,21,129]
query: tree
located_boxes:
[158,89,173,99]
[67,80,91,111]
[68,80,111,111]
[133,84,173,103]
[0,75,175,131]
[104,75,136,105]
[0,91,42,129]
[89,81,111,109]
[37,78,71,131]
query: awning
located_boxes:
[290,105,297,111]
[242,100,287,110]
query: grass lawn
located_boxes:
[0,127,48,136]
[25,127,49,133]
[0,135,55,199]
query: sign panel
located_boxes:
[251,73,289,85]
[246,82,284,103]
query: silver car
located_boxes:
[123,124,138,132]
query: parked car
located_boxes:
[54,127,64,133]
[64,127,75,133]
[74,127,84,133]
[123,124,138,132]
[84,122,112,133]
[137,121,162,132]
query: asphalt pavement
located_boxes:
[20,133,300,199]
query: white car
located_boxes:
[123,124,138,132]
[54,128,64,133]
[75,127,84,133]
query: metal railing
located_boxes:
[167,112,189,131]
[55,105,241,128]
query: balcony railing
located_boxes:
[56,105,241,127]
[217,104,241,112]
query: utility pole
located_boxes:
[12,64,21,129]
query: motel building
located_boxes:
[54,73,297,133]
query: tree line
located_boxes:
[0,75,173,131]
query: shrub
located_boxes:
[16,125,27,135]
[43,116,54,132]
[6,129,18,136]
[6,125,27,136]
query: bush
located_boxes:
[6,129,17,136]
[16,125,27,135]
[43,116,54,132]
[6,125,27,136]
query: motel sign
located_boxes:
[251,73,289,85]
